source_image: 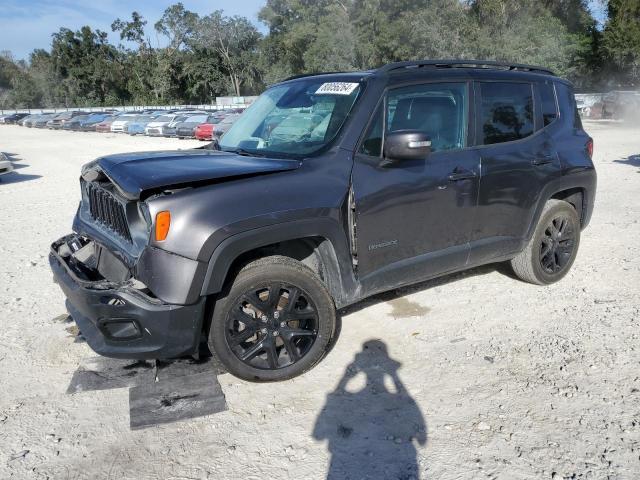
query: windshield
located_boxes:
[220,78,362,156]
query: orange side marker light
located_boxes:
[155,211,171,241]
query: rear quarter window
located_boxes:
[479,82,534,145]
[539,83,559,127]
[556,82,582,129]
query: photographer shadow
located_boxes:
[313,340,427,480]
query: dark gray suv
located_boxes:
[50,60,596,381]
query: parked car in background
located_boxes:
[161,114,198,137]
[1,113,29,124]
[33,114,57,128]
[194,114,227,140]
[26,114,50,127]
[212,113,241,139]
[110,114,138,133]
[144,114,179,136]
[46,111,86,129]
[602,90,640,120]
[0,152,13,177]
[95,115,118,133]
[62,115,90,131]
[77,113,111,131]
[175,114,210,139]
[19,114,39,126]
[125,114,157,135]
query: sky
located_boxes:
[0,0,268,60]
[1,0,609,61]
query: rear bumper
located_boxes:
[49,235,206,360]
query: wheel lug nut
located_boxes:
[261,315,268,323]
[261,328,267,334]
[272,331,279,336]
[280,321,286,328]
[274,311,280,319]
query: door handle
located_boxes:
[532,154,554,166]
[448,170,477,181]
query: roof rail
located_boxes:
[283,71,346,82]
[377,59,555,76]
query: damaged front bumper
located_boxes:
[49,235,206,359]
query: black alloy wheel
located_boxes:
[226,283,319,370]
[539,215,576,274]
[510,199,581,285]
[208,256,336,381]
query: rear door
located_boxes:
[469,80,562,265]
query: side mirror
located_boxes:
[384,130,431,162]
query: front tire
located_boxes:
[510,199,581,285]
[208,256,336,382]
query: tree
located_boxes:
[603,0,640,85]
[111,11,150,50]
[49,26,125,105]
[155,3,199,52]
[468,0,582,79]
[194,11,262,95]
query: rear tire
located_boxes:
[208,256,336,382]
[510,199,581,285]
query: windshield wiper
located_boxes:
[225,148,267,158]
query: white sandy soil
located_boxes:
[0,122,639,479]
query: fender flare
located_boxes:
[525,169,596,241]
[199,218,359,307]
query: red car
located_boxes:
[194,114,227,141]
[95,115,117,133]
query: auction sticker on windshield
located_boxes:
[315,82,359,95]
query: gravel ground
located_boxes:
[0,122,638,480]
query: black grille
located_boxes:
[85,182,132,242]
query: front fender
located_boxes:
[200,218,359,308]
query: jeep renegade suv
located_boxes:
[50,60,596,381]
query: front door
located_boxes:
[352,81,480,292]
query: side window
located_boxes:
[539,82,558,127]
[386,82,468,152]
[358,105,383,157]
[555,82,582,129]
[480,82,534,145]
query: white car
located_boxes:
[0,152,14,177]
[110,114,138,133]
[144,114,179,136]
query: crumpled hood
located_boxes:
[89,149,300,199]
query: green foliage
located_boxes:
[0,1,636,109]
[194,11,262,95]
[603,0,640,84]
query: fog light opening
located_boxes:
[99,319,142,340]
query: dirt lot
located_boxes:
[0,122,638,480]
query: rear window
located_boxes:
[480,82,534,145]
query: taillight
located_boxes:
[587,138,593,159]
[155,211,171,241]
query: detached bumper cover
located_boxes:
[49,236,206,359]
